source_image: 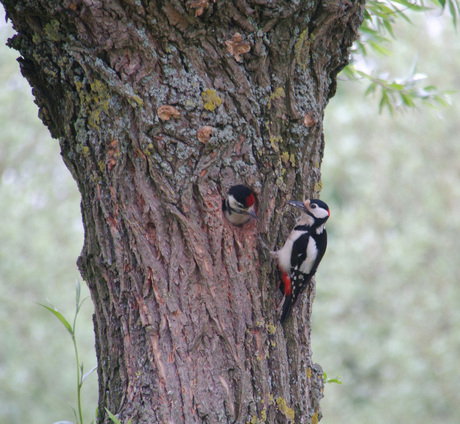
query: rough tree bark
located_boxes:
[2,1,364,423]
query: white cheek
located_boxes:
[312,208,329,219]
[228,195,238,210]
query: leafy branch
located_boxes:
[39,281,97,424]
[361,0,459,52]
[435,0,460,26]
[342,64,453,113]
[347,0,459,112]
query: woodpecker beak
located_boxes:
[247,208,258,220]
[287,200,309,213]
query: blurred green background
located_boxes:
[0,10,97,423]
[314,11,460,424]
[1,6,459,424]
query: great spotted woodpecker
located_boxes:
[271,199,330,323]
[222,185,258,226]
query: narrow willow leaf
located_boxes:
[386,3,413,23]
[82,365,98,383]
[393,0,432,11]
[383,19,396,37]
[448,0,459,27]
[389,82,405,90]
[341,65,358,79]
[75,280,81,307]
[71,405,79,424]
[106,408,122,424]
[365,82,377,96]
[354,69,371,79]
[379,91,392,114]
[401,93,416,106]
[39,304,73,335]
[435,0,447,8]
[369,40,392,55]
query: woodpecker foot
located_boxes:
[276,296,286,315]
[258,236,274,253]
[269,250,278,258]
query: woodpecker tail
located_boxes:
[280,294,293,324]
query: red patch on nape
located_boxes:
[281,272,292,296]
[245,193,255,207]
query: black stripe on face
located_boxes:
[294,225,309,231]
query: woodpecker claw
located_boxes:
[257,236,273,252]
[276,295,286,315]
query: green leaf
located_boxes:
[71,405,79,424]
[365,82,378,96]
[323,372,343,384]
[401,93,416,107]
[106,409,122,424]
[75,279,81,306]
[379,91,392,114]
[354,69,371,79]
[383,19,396,37]
[326,376,343,384]
[105,409,133,424]
[82,365,98,383]
[391,0,432,12]
[341,65,358,80]
[447,0,459,27]
[389,82,405,90]
[39,303,73,335]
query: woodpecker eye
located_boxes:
[310,204,317,209]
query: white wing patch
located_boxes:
[227,194,241,211]
[275,228,305,273]
[275,237,294,273]
[299,236,317,274]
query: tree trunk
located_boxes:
[2,1,364,422]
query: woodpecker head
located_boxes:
[287,198,330,229]
[223,185,258,226]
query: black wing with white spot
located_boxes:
[290,231,313,300]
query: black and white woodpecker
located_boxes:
[222,185,258,226]
[271,198,330,323]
